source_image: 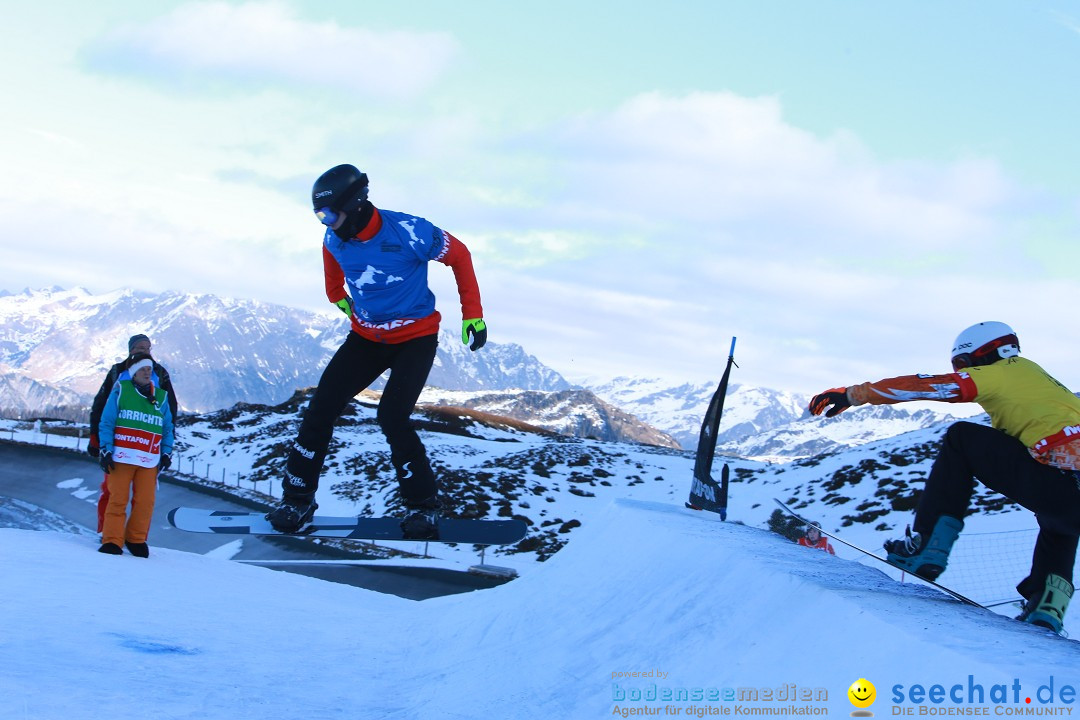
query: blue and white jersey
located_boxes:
[323,209,451,325]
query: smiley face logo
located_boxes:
[848,678,876,710]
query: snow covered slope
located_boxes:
[1,401,1054,605]
[2,499,1075,720]
[6,393,1070,609]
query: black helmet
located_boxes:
[311,164,369,211]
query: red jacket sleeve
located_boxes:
[847,373,978,407]
[323,245,348,304]
[437,232,483,320]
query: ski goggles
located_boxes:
[951,334,1020,371]
[315,206,341,226]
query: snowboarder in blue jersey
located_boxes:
[266,164,487,539]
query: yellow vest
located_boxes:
[960,357,1080,448]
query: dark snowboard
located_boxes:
[167,507,528,545]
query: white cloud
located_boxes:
[85,1,457,98]
[5,76,1078,394]
[533,91,1011,255]
[419,91,1078,390]
[24,128,86,149]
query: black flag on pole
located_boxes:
[687,337,737,519]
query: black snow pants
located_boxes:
[281,332,439,507]
[915,421,1080,599]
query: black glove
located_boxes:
[809,388,851,418]
[159,453,172,471]
[462,318,487,352]
[99,451,115,474]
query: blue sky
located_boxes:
[3,1,1080,394]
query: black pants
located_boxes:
[282,332,439,507]
[915,421,1080,598]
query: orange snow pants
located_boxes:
[100,464,159,547]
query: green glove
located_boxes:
[334,297,354,317]
[462,318,487,351]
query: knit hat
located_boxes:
[126,352,154,378]
[128,334,151,354]
[127,359,153,377]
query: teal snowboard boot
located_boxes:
[1018,574,1073,634]
[884,515,964,581]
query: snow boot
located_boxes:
[125,541,150,558]
[1018,574,1073,634]
[884,515,964,580]
[400,497,441,540]
[265,495,318,533]
[98,542,123,555]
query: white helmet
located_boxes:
[951,321,1020,370]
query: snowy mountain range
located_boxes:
[586,375,963,459]
[418,387,680,448]
[587,376,808,449]
[0,286,962,458]
[0,286,342,413]
[0,285,569,407]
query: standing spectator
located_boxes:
[97,353,174,557]
[89,334,178,455]
[88,334,178,533]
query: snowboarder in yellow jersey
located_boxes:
[809,322,1080,633]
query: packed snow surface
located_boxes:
[3,499,1077,719]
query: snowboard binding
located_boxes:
[1018,574,1073,635]
[884,516,963,581]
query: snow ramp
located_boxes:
[401,498,1079,717]
[5,501,1078,720]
